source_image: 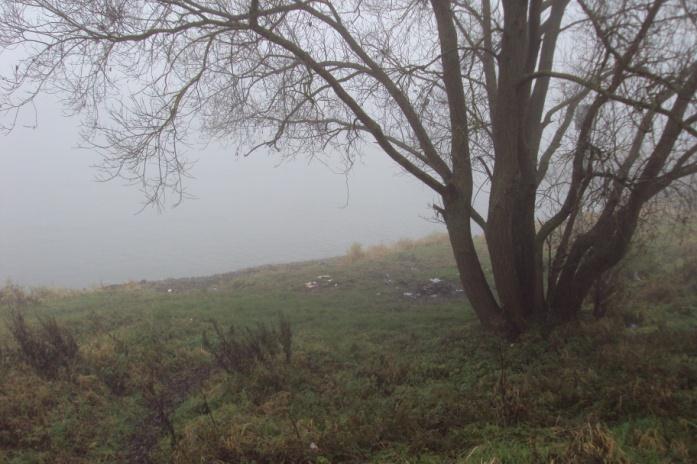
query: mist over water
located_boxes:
[1,97,445,288]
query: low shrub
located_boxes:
[202,314,292,376]
[6,310,79,379]
[0,283,38,308]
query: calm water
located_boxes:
[1,99,444,288]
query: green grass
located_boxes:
[1,233,696,463]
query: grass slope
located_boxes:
[1,234,696,463]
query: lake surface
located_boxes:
[1,99,445,288]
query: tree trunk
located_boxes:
[442,187,506,331]
[485,0,540,331]
[549,209,639,320]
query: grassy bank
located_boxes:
[1,233,696,463]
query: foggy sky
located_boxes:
[1,92,446,288]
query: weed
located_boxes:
[141,373,178,447]
[87,334,132,396]
[362,353,410,395]
[0,282,39,308]
[345,242,365,264]
[203,315,292,376]
[279,312,293,364]
[7,309,79,379]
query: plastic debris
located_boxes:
[305,278,339,289]
[402,279,466,299]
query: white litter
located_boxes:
[429,278,442,283]
[305,281,319,289]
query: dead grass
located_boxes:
[560,423,630,463]
[344,233,450,264]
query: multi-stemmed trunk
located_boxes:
[441,186,507,331]
[436,0,696,335]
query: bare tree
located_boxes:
[1,0,695,334]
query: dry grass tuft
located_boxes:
[344,242,365,264]
[343,233,450,264]
[562,423,629,463]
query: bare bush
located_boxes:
[6,310,79,379]
[0,283,38,308]
[203,315,293,376]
